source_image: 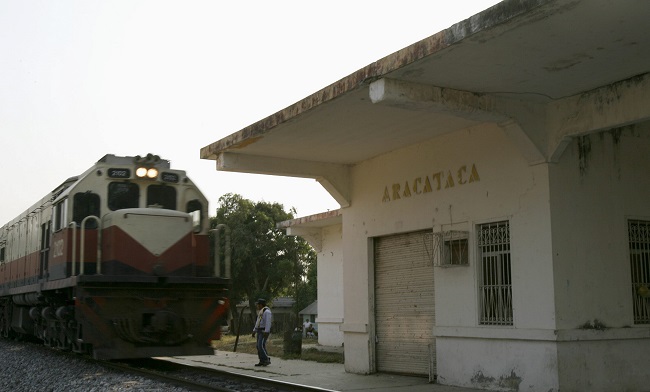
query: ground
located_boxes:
[212,334,343,364]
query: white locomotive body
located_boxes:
[0,154,229,359]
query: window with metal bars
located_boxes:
[628,220,650,324]
[477,221,513,326]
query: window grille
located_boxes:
[477,221,512,326]
[628,220,650,324]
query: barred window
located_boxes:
[478,221,512,326]
[628,220,650,324]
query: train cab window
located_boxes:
[147,185,176,210]
[73,192,100,228]
[108,182,139,211]
[53,199,67,231]
[187,199,203,232]
[0,245,5,262]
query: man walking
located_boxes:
[251,298,272,366]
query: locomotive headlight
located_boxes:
[136,167,148,177]
[136,167,158,179]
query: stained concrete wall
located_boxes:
[339,120,650,390]
[550,125,650,328]
[340,123,557,387]
[549,124,650,390]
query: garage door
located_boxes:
[375,230,436,377]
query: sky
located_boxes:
[0,0,501,225]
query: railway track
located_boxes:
[1,338,333,392]
[102,357,334,392]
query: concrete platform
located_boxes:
[162,349,483,392]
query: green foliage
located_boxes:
[293,257,317,315]
[211,193,317,324]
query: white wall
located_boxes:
[436,338,559,390]
[557,336,650,391]
[340,123,558,384]
[316,224,345,347]
[333,113,650,390]
[550,126,650,328]
[549,124,650,390]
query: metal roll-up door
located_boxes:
[375,230,436,377]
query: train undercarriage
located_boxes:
[0,277,229,360]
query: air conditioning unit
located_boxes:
[429,230,469,267]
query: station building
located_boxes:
[201,1,650,390]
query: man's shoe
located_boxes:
[254,363,264,367]
[261,361,270,366]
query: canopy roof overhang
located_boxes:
[201,0,650,208]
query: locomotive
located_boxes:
[0,154,229,360]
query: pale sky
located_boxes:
[0,0,501,225]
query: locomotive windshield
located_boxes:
[187,199,203,231]
[73,192,100,228]
[147,184,176,209]
[108,182,139,211]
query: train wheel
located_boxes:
[0,302,13,339]
[71,323,91,355]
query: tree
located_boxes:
[293,255,317,315]
[210,193,317,330]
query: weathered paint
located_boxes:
[205,0,650,390]
[200,0,552,160]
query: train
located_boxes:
[0,154,230,360]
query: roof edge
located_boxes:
[199,0,553,160]
[276,209,342,229]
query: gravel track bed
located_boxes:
[0,339,191,392]
[0,339,297,392]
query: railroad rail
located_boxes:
[103,357,335,392]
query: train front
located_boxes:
[50,154,229,360]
